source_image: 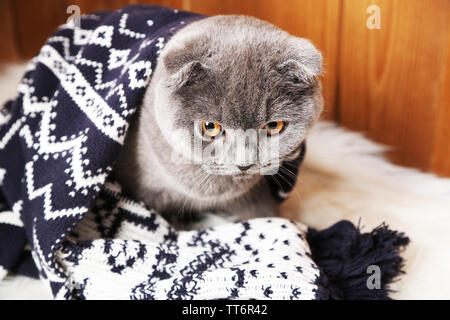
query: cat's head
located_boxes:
[151,15,323,181]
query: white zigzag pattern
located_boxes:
[25,161,86,220]
[118,13,146,39]
[0,87,92,221]
[57,20,150,112]
[19,83,108,191]
[0,118,24,149]
[38,45,127,144]
[75,49,114,90]
[74,45,128,110]
[0,201,24,227]
[48,36,76,61]
[105,83,129,111]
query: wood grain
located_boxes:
[10,0,67,59]
[67,0,131,13]
[431,29,450,176]
[0,0,21,62]
[338,0,450,171]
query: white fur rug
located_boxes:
[1,64,449,299]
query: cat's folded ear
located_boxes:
[278,38,322,86]
[161,42,210,88]
[165,60,209,88]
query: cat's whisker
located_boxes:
[197,172,212,192]
[267,175,284,196]
[179,193,190,218]
[281,161,325,189]
[276,167,304,201]
[178,166,208,218]
[278,166,297,179]
[280,165,343,211]
[280,164,316,191]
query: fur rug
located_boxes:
[1,64,449,299]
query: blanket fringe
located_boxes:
[307,220,409,300]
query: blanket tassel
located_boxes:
[307,220,410,300]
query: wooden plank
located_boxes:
[10,0,67,59]
[66,1,185,14]
[144,0,185,10]
[184,0,342,120]
[0,0,21,63]
[338,0,450,171]
[69,0,186,12]
[431,31,450,176]
[67,0,132,13]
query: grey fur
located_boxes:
[113,15,323,226]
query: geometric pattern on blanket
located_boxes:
[58,182,320,300]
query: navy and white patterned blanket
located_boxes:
[0,4,408,300]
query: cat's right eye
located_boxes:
[197,121,224,140]
[263,121,286,136]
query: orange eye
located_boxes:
[201,121,223,137]
[263,121,286,135]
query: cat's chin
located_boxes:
[202,168,260,184]
[226,174,262,197]
[232,173,257,181]
[188,170,262,201]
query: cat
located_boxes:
[112,15,323,226]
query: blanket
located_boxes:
[0,4,408,299]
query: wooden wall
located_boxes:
[1,0,449,176]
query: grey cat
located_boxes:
[113,15,323,226]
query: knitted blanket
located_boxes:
[0,4,409,299]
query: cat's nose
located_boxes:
[237,165,253,172]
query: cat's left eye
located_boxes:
[263,121,286,135]
[201,121,223,138]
